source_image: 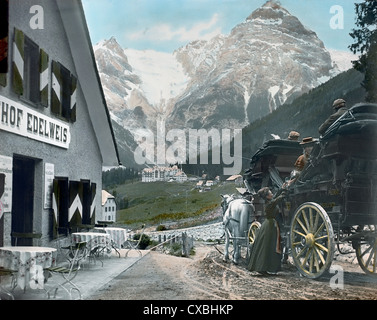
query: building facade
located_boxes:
[0,0,119,246]
[100,190,116,223]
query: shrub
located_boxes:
[133,233,151,249]
[156,225,167,231]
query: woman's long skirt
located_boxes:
[247,218,281,273]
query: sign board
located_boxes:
[0,155,12,219]
[0,95,71,149]
[44,163,54,209]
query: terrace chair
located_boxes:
[46,241,87,300]
[92,228,121,258]
[11,232,42,246]
[124,225,146,257]
[0,268,16,300]
[86,236,112,267]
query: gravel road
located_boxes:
[89,242,377,301]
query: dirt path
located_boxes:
[89,243,377,300]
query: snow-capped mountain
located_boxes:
[168,0,336,129]
[94,0,356,166]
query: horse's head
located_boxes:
[220,194,234,215]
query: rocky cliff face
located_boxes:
[94,37,155,131]
[168,0,335,129]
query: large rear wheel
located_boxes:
[354,225,377,277]
[290,202,335,279]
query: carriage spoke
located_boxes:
[313,210,319,233]
[308,250,313,273]
[301,210,310,233]
[296,216,308,234]
[365,243,376,270]
[315,235,328,241]
[296,245,308,259]
[360,243,373,259]
[309,208,314,232]
[313,222,325,238]
[301,247,311,266]
[292,241,303,248]
[315,242,329,253]
[314,246,326,265]
[311,249,320,273]
[293,229,306,238]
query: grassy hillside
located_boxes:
[111,180,239,227]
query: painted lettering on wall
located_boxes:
[0,95,70,149]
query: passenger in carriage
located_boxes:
[318,98,348,136]
[287,130,300,141]
[247,187,286,275]
[283,137,316,188]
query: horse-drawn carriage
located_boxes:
[232,102,377,279]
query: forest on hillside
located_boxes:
[182,68,366,178]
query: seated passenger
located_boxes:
[283,137,316,187]
[287,131,300,141]
[318,99,348,136]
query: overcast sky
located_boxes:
[82,0,363,53]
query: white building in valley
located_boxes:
[141,165,187,183]
[100,190,116,223]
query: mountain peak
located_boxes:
[102,37,123,52]
[246,0,290,21]
[262,0,283,9]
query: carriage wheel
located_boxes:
[290,202,335,279]
[246,221,261,259]
[354,225,377,277]
[248,221,261,245]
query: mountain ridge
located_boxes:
[94,1,358,169]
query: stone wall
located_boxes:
[145,222,224,242]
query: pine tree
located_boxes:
[349,0,377,102]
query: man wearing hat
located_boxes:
[294,137,315,171]
[287,131,300,141]
[318,99,348,135]
[283,137,316,187]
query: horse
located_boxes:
[221,194,254,264]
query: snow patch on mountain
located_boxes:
[329,49,358,72]
[124,49,188,110]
